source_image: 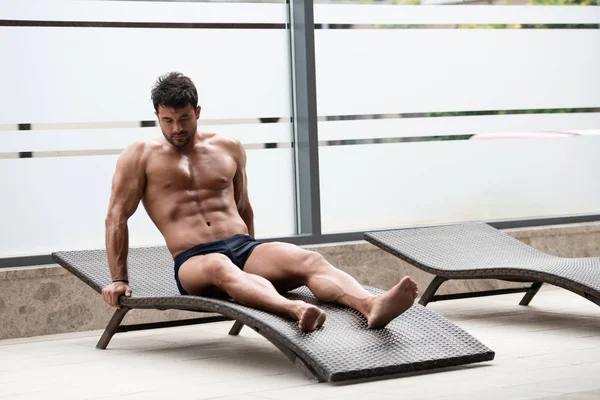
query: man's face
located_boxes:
[155,104,201,149]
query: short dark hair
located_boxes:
[151,72,198,112]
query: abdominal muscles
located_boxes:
[143,187,248,257]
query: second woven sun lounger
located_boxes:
[52,246,494,382]
[365,223,600,308]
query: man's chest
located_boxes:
[146,149,237,192]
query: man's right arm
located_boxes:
[102,142,147,307]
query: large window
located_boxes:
[313,2,600,233]
[0,0,598,262]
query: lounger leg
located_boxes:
[96,307,130,350]
[519,282,543,306]
[419,276,447,306]
[228,320,245,336]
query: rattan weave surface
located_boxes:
[52,246,495,382]
[365,223,600,305]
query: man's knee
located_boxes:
[301,250,331,274]
[205,254,240,287]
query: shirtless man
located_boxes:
[102,72,418,332]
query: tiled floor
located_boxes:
[1,285,598,399]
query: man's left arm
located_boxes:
[232,139,255,237]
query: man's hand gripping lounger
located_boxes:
[101,72,419,332]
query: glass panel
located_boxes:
[0,27,291,123]
[315,29,600,116]
[0,1,296,257]
[319,137,600,233]
[315,4,600,233]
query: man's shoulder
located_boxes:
[124,138,163,152]
[205,132,243,150]
[119,139,161,162]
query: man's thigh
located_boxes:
[178,253,236,297]
[244,242,316,292]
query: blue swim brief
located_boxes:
[173,234,261,295]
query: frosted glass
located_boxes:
[0,148,295,257]
[315,29,600,116]
[0,27,292,123]
[319,136,600,233]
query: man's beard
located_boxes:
[167,131,191,148]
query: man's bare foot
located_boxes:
[292,302,327,332]
[367,276,419,329]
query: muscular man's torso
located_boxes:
[141,133,248,257]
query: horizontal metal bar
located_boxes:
[0,117,290,131]
[315,24,600,30]
[115,315,233,333]
[430,286,534,302]
[317,108,600,122]
[2,214,600,268]
[488,214,600,230]
[0,20,287,29]
[261,232,365,246]
[0,254,54,268]
[313,4,600,25]
[278,213,600,246]
[319,135,473,147]
[3,108,596,134]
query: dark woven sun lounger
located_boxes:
[52,246,494,382]
[365,223,600,308]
